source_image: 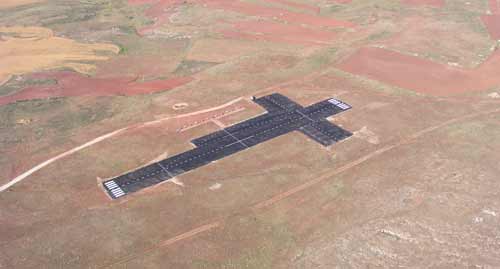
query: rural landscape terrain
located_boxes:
[1,0,500,268]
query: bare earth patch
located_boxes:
[338,46,500,96]
[0,0,42,9]
[0,71,193,106]
[0,26,119,87]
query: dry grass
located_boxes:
[0,0,42,9]
[0,26,119,86]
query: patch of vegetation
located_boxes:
[1,97,65,116]
[110,33,189,57]
[0,97,115,146]
[116,24,137,35]
[307,47,339,68]
[437,0,490,35]
[0,98,66,145]
[327,4,345,14]
[322,0,404,23]
[93,0,153,31]
[368,30,392,41]
[46,100,113,134]
[0,0,98,26]
[0,0,151,43]
[173,60,219,76]
[193,214,296,269]
[442,118,500,160]
[0,76,57,96]
[332,68,419,97]
[115,43,128,55]
[322,180,345,198]
[246,0,314,14]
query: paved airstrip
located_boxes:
[103,93,352,199]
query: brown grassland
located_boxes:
[1,0,500,268]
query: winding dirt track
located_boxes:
[0,64,339,193]
[0,97,243,192]
[100,221,221,268]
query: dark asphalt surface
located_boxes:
[103,93,352,199]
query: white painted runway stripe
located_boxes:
[328,98,351,110]
[106,184,118,189]
[337,103,351,110]
[328,99,341,105]
[112,192,125,197]
[111,188,124,194]
[104,181,118,188]
[0,97,244,193]
[113,192,125,198]
[221,129,248,148]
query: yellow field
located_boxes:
[0,26,119,85]
[0,0,43,9]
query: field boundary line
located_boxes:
[252,107,500,209]
[98,107,500,268]
[100,221,221,268]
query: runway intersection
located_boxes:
[103,93,352,199]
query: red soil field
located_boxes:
[481,15,500,40]
[129,0,353,38]
[128,0,181,17]
[265,0,320,14]
[200,0,354,28]
[482,0,500,40]
[129,0,354,27]
[402,0,444,7]
[488,0,500,14]
[0,72,193,106]
[221,20,338,45]
[140,0,183,18]
[338,47,500,96]
[95,53,184,78]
